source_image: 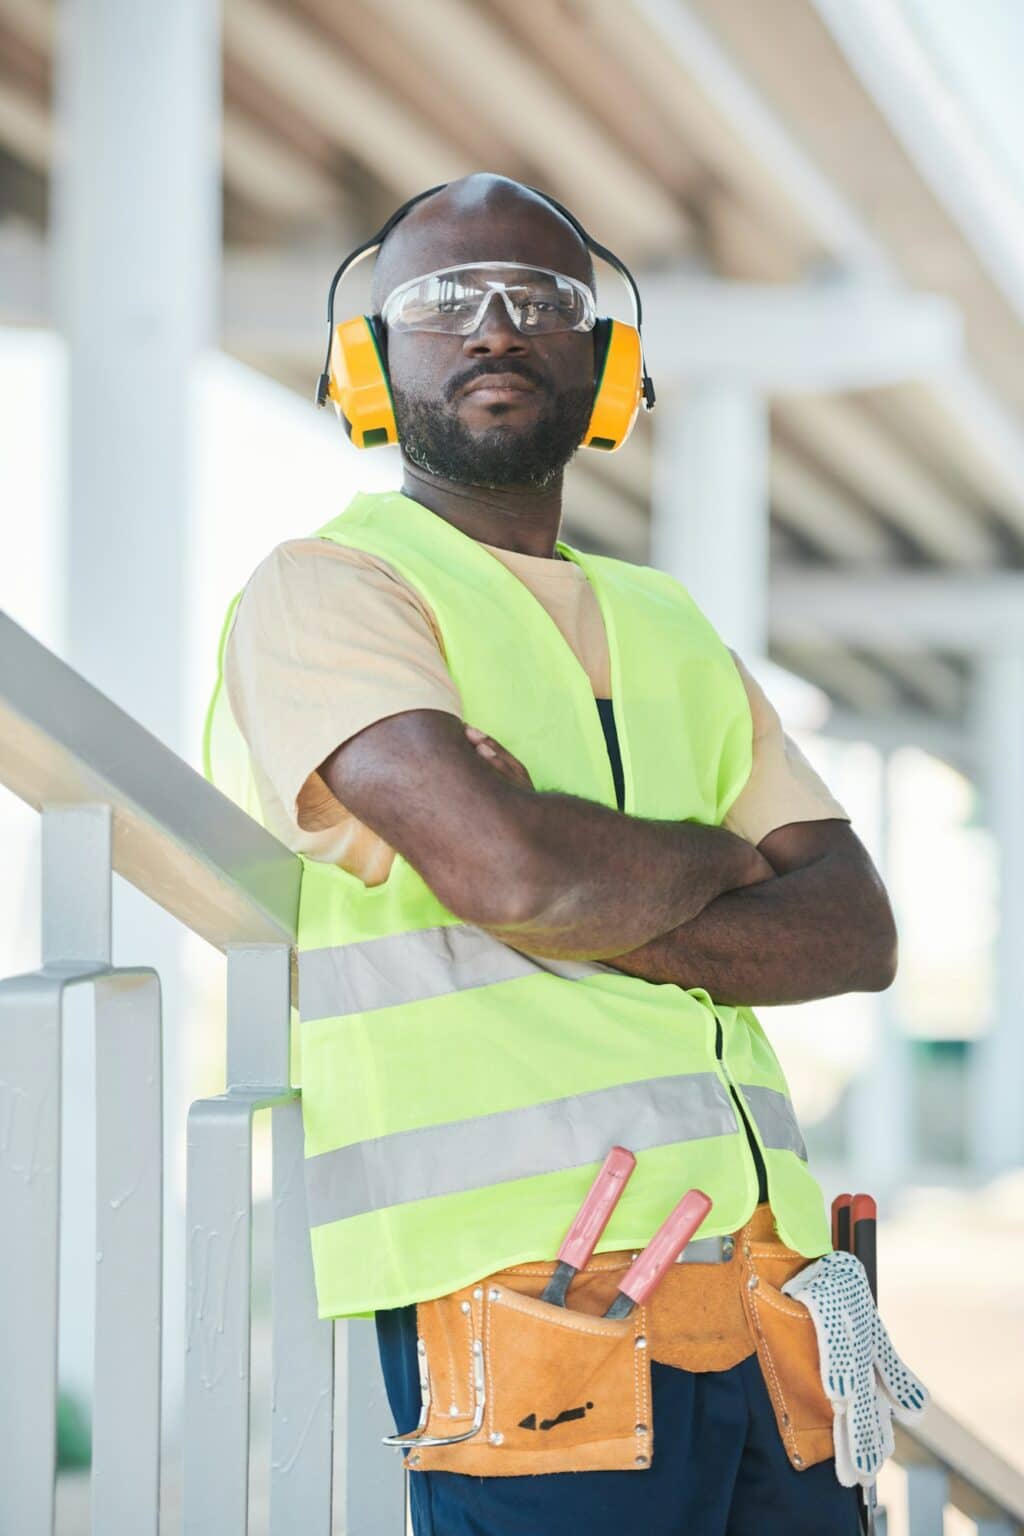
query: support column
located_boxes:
[53,0,219,745]
[52,0,221,1459]
[846,747,913,1198]
[968,650,1024,1174]
[650,383,770,659]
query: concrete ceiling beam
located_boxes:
[641,275,962,393]
[223,0,474,196]
[777,396,997,568]
[360,0,688,257]
[771,569,1024,650]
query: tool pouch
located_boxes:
[736,1209,836,1472]
[400,1261,652,1476]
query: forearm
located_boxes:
[483,790,774,960]
[604,847,898,1004]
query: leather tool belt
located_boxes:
[386,1204,835,1477]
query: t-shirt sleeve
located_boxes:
[723,650,849,846]
[223,538,462,832]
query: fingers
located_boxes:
[463,724,534,788]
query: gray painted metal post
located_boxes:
[92,970,163,1533]
[184,1091,260,1533]
[185,944,339,1532]
[270,1097,335,1534]
[336,1317,409,1535]
[0,970,66,1534]
[904,1461,948,1534]
[0,806,163,1534]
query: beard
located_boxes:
[392,381,595,490]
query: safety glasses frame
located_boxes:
[379,261,598,336]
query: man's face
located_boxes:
[376,199,597,489]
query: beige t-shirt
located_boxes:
[224,535,848,884]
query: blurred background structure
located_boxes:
[1,0,1023,1531]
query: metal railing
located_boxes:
[0,609,1021,1534]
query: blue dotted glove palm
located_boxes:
[782,1250,928,1488]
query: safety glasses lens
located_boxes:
[383,265,594,334]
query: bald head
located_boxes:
[370,174,594,313]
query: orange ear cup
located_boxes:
[328,316,397,448]
[582,321,643,452]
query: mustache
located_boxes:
[444,358,550,403]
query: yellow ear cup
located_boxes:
[582,320,642,452]
[328,316,397,448]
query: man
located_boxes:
[220,174,897,1534]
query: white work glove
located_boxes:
[782,1250,928,1488]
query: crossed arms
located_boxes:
[319,708,897,1007]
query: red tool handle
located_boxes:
[557,1146,637,1271]
[851,1193,878,1303]
[616,1189,712,1307]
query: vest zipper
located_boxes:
[714,1014,770,1203]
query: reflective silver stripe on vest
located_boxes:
[299,923,613,1021]
[304,1072,739,1228]
[739,1084,808,1161]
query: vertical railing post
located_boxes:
[0,804,163,1536]
[336,1316,409,1535]
[270,1095,334,1533]
[91,968,163,1531]
[904,1460,948,1534]
[185,943,335,1534]
[0,973,66,1534]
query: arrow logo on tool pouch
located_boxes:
[519,1402,594,1431]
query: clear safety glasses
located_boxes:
[380,262,598,336]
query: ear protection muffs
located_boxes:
[315,183,655,454]
[327,314,398,449]
[581,318,643,452]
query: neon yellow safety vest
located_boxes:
[205,490,831,1319]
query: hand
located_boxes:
[464,724,535,790]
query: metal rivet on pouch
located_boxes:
[460,1300,471,1314]
[781,1413,790,1426]
[747,1275,759,1291]
[635,1455,649,1466]
[793,1454,804,1467]
[722,1237,735,1259]
[473,1287,484,1299]
[416,1339,426,1354]
[473,1340,483,1355]
[743,1243,751,1257]
[449,1406,459,1417]
[489,1432,504,1446]
[409,1454,421,1465]
[635,1423,648,1435]
[488,1287,501,1300]
[635,1335,647,1350]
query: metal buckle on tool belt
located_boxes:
[674,1235,734,1264]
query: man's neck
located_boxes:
[401,460,564,559]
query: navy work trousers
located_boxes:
[376,1304,861,1535]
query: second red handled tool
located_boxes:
[540,1146,637,1307]
[603,1189,713,1319]
[851,1194,878,1303]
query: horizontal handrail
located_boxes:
[0,611,300,950]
